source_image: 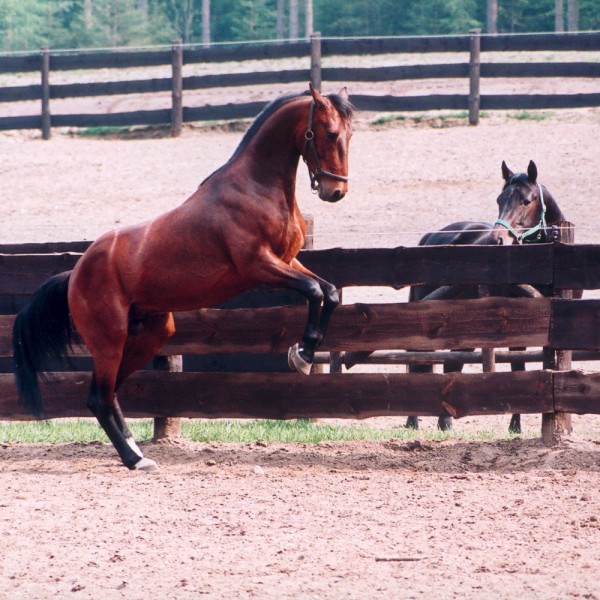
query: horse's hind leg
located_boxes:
[508,347,526,434]
[75,299,173,471]
[86,371,149,470]
[111,312,176,468]
[406,363,433,430]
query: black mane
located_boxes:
[200,89,354,186]
[229,91,309,163]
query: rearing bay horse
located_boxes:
[13,85,354,471]
[407,160,571,433]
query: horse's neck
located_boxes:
[543,187,566,225]
[242,100,306,200]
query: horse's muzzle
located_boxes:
[319,182,347,203]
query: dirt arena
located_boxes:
[2,102,600,599]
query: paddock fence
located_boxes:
[2,231,600,445]
[1,31,599,138]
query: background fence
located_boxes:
[1,31,599,138]
[2,236,600,446]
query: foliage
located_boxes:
[0,0,598,52]
[0,418,516,444]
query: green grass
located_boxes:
[73,125,135,137]
[507,111,554,121]
[0,418,516,445]
[371,111,486,128]
[71,124,173,138]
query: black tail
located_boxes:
[13,271,74,419]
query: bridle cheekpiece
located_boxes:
[302,100,349,191]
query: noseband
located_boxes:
[494,183,548,244]
[302,101,349,191]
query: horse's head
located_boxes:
[301,84,354,202]
[488,160,564,245]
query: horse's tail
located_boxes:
[12,271,74,419]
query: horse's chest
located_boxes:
[275,222,304,263]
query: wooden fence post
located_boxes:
[41,46,51,140]
[152,354,183,440]
[478,285,496,372]
[468,28,481,126]
[542,221,574,445]
[310,32,321,92]
[171,39,183,136]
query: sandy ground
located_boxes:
[2,95,600,598]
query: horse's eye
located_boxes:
[326,131,338,141]
[522,198,531,206]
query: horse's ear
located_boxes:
[527,160,538,183]
[501,161,513,182]
[309,83,327,109]
[338,87,349,100]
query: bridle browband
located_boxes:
[302,100,349,191]
[494,182,548,244]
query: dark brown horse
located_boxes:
[406,160,568,432]
[13,85,354,471]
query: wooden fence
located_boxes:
[1,31,599,137]
[2,237,600,446]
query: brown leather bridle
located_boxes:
[302,101,349,191]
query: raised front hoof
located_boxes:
[133,457,159,473]
[288,343,313,375]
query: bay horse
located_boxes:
[13,85,354,471]
[406,160,569,433]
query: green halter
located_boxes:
[494,183,547,244]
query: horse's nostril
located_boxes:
[331,189,343,201]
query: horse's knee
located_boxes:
[323,284,339,309]
[305,279,324,305]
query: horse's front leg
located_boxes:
[251,253,333,375]
[291,258,339,338]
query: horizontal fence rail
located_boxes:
[1,240,600,437]
[0,32,599,136]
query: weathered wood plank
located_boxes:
[0,244,556,296]
[299,244,554,288]
[167,297,551,354]
[481,93,600,111]
[350,94,468,112]
[554,370,600,414]
[554,244,600,290]
[51,110,172,128]
[550,299,600,350]
[0,253,81,294]
[481,32,600,52]
[482,62,600,78]
[0,297,551,358]
[0,370,553,420]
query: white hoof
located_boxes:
[288,343,312,375]
[133,457,159,472]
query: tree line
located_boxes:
[0,0,598,53]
